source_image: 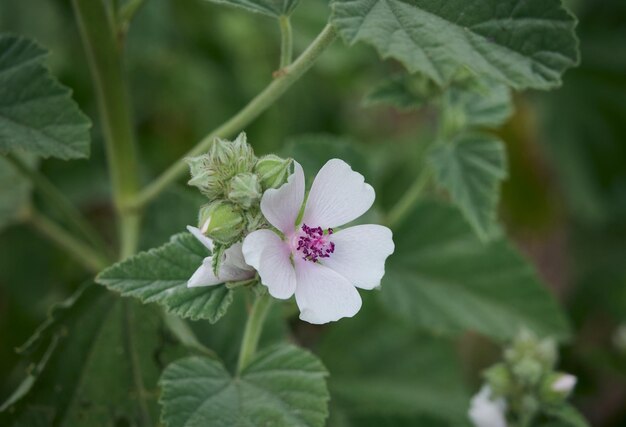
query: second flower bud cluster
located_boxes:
[186,133,292,245]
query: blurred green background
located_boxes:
[1,0,625,425]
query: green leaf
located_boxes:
[0,284,190,426]
[444,79,513,129]
[318,298,469,424]
[160,344,329,427]
[429,132,508,240]
[96,232,234,323]
[203,0,300,17]
[363,74,438,110]
[544,405,590,427]
[0,35,90,159]
[0,155,33,231]
[381,200,570,340]
[331,0,579,90]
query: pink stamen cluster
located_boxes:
[297,224,335,262]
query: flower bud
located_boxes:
[254,155,293,190]
[209,133,256,178]
[483,363,513,396]
[511,358,544,387]
[227,173,261,208]
[187,155,222,199]
[198,201,244,244]
[540,373,577,404]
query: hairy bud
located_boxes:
[228,173,262,208]
[255,155,293,190]
[198,201,244,244]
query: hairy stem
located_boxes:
[237,292,272,374]
[5,153,110,257]
[28,209,109,273]
[386,167,432,227]
[278,15,293,68]
[132,23,337,209]
[72,0,142,259]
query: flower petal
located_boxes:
[219,242,255,282]
[187,225,214,251]
[302,159,375,229]
[260,161,305,234]
[294,258,362,324]
[243,230,296,299]
[468,386,507,427]
[323,224,394,290]
[188,257,221,287]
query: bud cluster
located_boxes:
[477,330,578,426]
[186,133,293,246]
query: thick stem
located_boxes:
[386,167,431,227]
[5,153,110,256]
[28,209,109,273]
[278,15,293,68]
[132,23,337,209]
[236,292,272,374]
[72,0,142,259]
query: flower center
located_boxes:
[296,224,335,263]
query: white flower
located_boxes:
[242,159,394,324]
[469,386,508,427]
[186,226,255,287]
[551,373,577,394]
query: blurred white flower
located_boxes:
[551,373,577,394]
[469,386,508,427]
[186,226,255,287]
[242,159,394,324]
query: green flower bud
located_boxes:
[254,155,293,190]
[227,173,261,208]
[539,373,577,404]
[244,208,267,233]
[209,133,256,178]
[198,201,244,244]
[186,132,256,199]
[483,363,513,396]
[511,358,544,387]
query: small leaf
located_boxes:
[363,74,438,110]
[0,154,34,231]
[96,233,234,323]
[429,132,508,240]
[331,0,579,90]
[0,35,91,159]
[444,79,514,129]
[160,344,329,427]
[544,405,590,427]
[203,0,300,17]
[381,200,571,340]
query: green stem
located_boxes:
[237,292,272,374]
[72,0,142,259]
[131,23,337,210]
[28,209,109,273]
[386,167,432,227]
[5,153,110,257]
[278,15,293,68]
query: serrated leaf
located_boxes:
[0,35,90,159]
[0,284,190,426]
[381,200,570,340]
[318,298,469,424]
[160,344,329,427]
[97,232,234,323]
[0,155,34,231]
[429,132,508,240]
[331,0,579,90]
[444,79,513,129]
[204,0,300,17]
[363,74,438,110]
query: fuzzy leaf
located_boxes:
[363,74,437,110]
[429,132,508,240]
[0,35,90,159]
[96,233,233,323]
[203,0,300,17]
[160,344,329,427]
[381,201,570,340]
[444,79,513,129]
[331,0,579,89]
[0,285,190,426]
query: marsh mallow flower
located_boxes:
[186,225,255,287]
[468,386,508,427]
[242,159,394,324]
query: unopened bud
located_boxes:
[511,359,543,387]
[209,133,256,178]
[187,155,222,199]
[540,373,577,404]
[254,155,293,190]
[198,201,244,244]
[227,173,261,208]
[483,363,513,396]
